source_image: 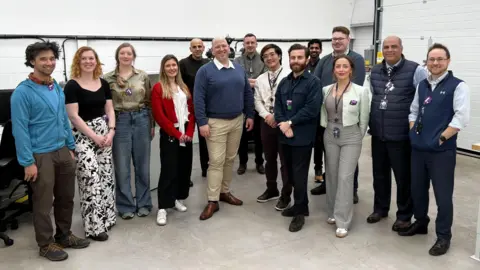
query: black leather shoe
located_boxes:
[289,215,305,232]
[366,212,388,223]
[256,164,265,174]
[429,238,450,256]
[275,196,291,211]
[237,164,247,175]
[256,189,280,203]
[398,222,428,236]
[310,182,326,195]
[392,220,411,232]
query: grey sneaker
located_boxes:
[120,212,135,220]
[137,207,150,217]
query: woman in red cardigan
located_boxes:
[151,54,195,226]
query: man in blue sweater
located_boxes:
[400,43,470,256]
[311,26,366,204]
[194,37,254,220]
[10,41,90,261]
[275,44,322,232]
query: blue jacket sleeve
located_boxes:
[274,80,287,123]
[243,73,254,119]
[353,54,366,86]
[290,78,322,126]
[194,67,208,126]
[10,88,35,167]
[61,93,75,150]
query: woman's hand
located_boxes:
[93,134,106,147]
[103,130,115,147]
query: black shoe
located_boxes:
[281,207,309,217]
[89,232,109,242]
[289,215,305,232]
[366,212,388,224]
[256,164,265,174]
[429,238,450,256]
[310,182,326,195]
[190,181,193,187]
[392,220,411,232]
[39,243,69,261]
[353,192,359,204]
[398,222,428,236]
[237,164,247,175]
[201,170,207,177]
[275,196,291,211]
[256,189,280,203]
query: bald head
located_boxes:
[189,38,205,60]
[382,35,403,65]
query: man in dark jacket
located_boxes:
[367,36,427,231]
[274,44,322,232]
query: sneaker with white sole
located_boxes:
[156,209,167,226]
[174,200,187,212]
[327,218,336,224]
[336,228,348,238]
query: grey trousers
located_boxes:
[324,122,363,229]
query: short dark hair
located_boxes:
[332,26,350,36]
[308,39,322,50]
[260,44,283,64]
[244,33,257,40]
[288,44,309,58]
[332,55,356,80]
[24,40,61,68]
[427,43,450,59]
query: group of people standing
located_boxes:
[9,24,470,262]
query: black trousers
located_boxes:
[282,144,312,215]
[411,148,455,241]
[313,124,325,174]
[197,126,209,173]
[371,136,413,221]
[157,132,192,209]
[238,113,264,165]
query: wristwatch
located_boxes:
[287,120,292,126]
[440,135,447,142]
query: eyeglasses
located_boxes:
[427,58,448,63]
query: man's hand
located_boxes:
[246,118,254,131]
[265,114,276,128]
[199,125,210,138]
[285,128,294,138]
[70,150,75,160]
[248,78,256,88]
[24,164,38,182]
[409,121,414,130]
[278,121,291,134]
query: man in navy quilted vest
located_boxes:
[367,36,427,231]
[399,43,470,256]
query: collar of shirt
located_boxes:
[268,66,283,77]
[333,48,350,57]
[213,58,235,70]
[427,70,449,85]
[386,58,402,69]
[111,67,140,79]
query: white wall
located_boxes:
[352,26,374,57]
[381,0,480,151]
[351,0,374,26]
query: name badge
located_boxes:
[379,99,388,110]
[424,96,432,105]
[286,100,292,111]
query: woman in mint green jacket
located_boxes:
[320,55,370,238]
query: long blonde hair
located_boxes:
[159,54,190,99]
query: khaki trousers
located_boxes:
[205,114,243,201]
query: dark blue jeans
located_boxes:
[113,109,153,214]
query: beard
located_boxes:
[290,62,306,73]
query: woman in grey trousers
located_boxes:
[320,55,370,238]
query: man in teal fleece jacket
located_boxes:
[10,41,89,261]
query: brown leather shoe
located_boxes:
[219,192,243,206]
[199,202,219,220]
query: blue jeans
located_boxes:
[113,109,153,214]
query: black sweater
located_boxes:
[179,55,210,96]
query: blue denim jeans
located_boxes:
[113,109,153,214]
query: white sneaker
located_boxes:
[156,209,167,226]
[174,200,187,212]
[336,228,348,238]
[327,218,336,224]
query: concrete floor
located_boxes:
[1,136,479,270]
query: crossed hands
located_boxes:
[179,134,193,143]
[93,130,115,148]
[278,121,294,138]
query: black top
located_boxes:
[64,78,112,121]
[179,54,210,96]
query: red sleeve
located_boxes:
[186,93,196,137]
[151,83,182,139]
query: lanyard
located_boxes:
[335,82,351,114]
[268,68,283,93]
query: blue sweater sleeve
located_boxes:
[61,94,75,150]
[243,72,254,119]
[353,54,366,86]
[290,78,322,126]
[194,67,208,126]
[10,88,35,167]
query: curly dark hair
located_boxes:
[24,41,61,68]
